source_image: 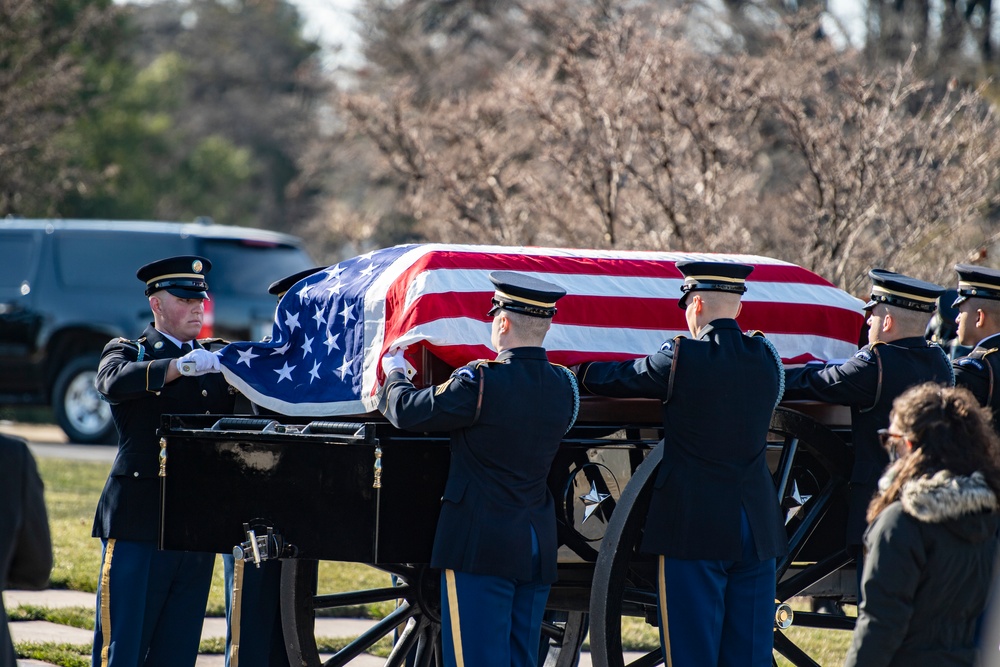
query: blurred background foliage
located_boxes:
[3,0,1000,289]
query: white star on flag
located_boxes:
[275,362,296,382]
[236,348,259,367]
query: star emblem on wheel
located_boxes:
[580,480,611,524]
[783,480,812,524]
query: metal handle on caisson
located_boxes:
[232,522,297,567]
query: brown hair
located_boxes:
[867,383,1000,522]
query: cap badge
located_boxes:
[192,260,203,273]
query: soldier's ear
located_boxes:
[977,309,987,328]
[735,301,742,318]
[881,311,894,332]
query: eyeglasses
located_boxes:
[877,429,903,448]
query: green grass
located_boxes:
[16,457,853,666]
[37,458,110,593]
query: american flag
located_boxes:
[217,244,865,416]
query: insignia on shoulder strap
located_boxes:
[957,357,986,371]
[853,348,874,363]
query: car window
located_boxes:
[200,239,315,297]
[56,231,187,288]
[0,233,38,289]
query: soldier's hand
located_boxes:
[176,349,222,376]
[382,347,408,377]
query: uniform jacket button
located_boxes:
[202,390,208,397]
[133,472,139,477]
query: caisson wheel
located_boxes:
[588,408,855,667]
[281,560,588,667]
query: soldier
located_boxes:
[578,261,786,667]
[91,256,235,667]
[378,271,577,667]
[951,264,1000,431]
[222,266,322,667]
[783,269,953,599]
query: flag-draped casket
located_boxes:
[217,244,866,417]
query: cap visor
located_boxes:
[164,287,209,300]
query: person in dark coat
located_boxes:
[783,269,953,598]
[378,271,577,667]
[952,264,1000,432]
[0,434,52,667]
[577,261,786,667]
[845,383,1000,667]
[91,256,236,667]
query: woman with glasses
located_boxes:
[846,382,1000,667]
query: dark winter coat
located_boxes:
[845,470,1000,667]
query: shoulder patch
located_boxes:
[957,357,986,371]
[660,334,685,352]
[451,366,477,381]
[853,348,874,363]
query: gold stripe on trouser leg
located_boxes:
[658,555,673,667]
[444,569,465,667]
[229,558,245,667]
[100,539,116,667]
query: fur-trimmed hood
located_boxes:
[900,470,999,532]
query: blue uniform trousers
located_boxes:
[223,554,289,667]
[91,539,214,667]
[440,530,549,667]
[656,511,776,667]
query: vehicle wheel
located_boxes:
[588,407,855,667]
[52,355,116,444]
[281,559,588,667]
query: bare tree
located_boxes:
[337,8,1000,290]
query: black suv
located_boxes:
[0,219,316,443]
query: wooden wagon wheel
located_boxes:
[280,559,588,667]
[588,407,855,667]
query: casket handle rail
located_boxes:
[301,421,373,442]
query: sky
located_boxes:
[290,0,364,69]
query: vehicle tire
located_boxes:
[588,407,855,667]
[281,559,588,667]
[52,355,116,445]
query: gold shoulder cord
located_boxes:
[981,348,999,406]
[858,343,884,414]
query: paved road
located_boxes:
[0,422,116,462]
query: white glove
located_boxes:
[382,347,416,380]
[176,348,221,376]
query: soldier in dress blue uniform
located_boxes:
[221,267,322,667]
[577,261,786,667]
[951,264,1000,432]
[378,271,577,667]
[783,269,953,599]
[91,256,236,667]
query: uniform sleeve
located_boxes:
[953,356,991,407]
[378,368,481,432]
[95,339,173,403]
[844,507,921,667]
[782,350,879,406]
[7,443,53,590]
[578,344,675,399]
